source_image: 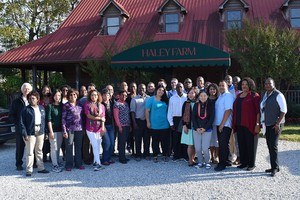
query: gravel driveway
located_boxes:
[0,138,299,200]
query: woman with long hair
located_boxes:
[207,83,220,164]
[145,85,170,163]
[47,89,63,172]
[84,89,106,171]
[181,87,199,166]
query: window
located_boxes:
[226,10,242,30]
[107,17,120,35]
[165,13,179,32]
[290,8,300,28]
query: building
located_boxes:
[0,0,298,89]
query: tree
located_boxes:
[0,0,79,51]
[225,19,300,92]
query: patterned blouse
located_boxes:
[84,102,105,133]
[113,101,130,127]
[62,102,83,133]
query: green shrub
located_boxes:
[48,72,66,90]
[286,104,300,118]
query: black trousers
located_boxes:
[134,119,150,157]
[118,126,130,161]
[266,125,281,170]
[82,130,94,164]
[126,129,135,154]
[151,128,170,157]
[15,127,25,167]
[217,126,232,167]
[236,126,258,167]
[172,117,188,159]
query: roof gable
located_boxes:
[281,0,300,9]
[157,0,187,14]
[219,0,249,12]
[99,0,129,18]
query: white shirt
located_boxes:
[214,91,234,128]
[130,94,149,120]
[167,93,187,126]
[32,106,41,125]
[22,96,29,106]
[260,90,287,123]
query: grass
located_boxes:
[280,125,300,142]
[260,125,300,142]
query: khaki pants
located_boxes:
[25,134,45,173]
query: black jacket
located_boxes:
[192,101,215,131]
[19,105,46,137]
[9,95,26,132]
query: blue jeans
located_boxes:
[102,125,115,162]
[64,130,83,168]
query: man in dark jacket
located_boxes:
[20,91,49,176]
[9,83,32,171]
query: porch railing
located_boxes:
[285,90,300,105]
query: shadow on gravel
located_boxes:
[0,142,15,150]
[17,161,271,188]
[1,142,299,188]
[279,150,300,176]
[262,149,300,177]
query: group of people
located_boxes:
[9,75,287,178]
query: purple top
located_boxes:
[62,102,83,133]
[84,102,105,133]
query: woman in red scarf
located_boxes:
[181,87,199,166]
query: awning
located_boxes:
[111,40,230,69]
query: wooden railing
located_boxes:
[285,90,300,105]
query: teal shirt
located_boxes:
[145,96,169,130]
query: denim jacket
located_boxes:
[19,105,46,137]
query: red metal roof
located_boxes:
[0,0,291,65]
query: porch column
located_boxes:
[32,66,37,90]
[21,68,26,83]
[43,70,48,86]
[75,64,80,90]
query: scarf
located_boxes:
[183,99,196,125]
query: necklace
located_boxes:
[198,101,207,119]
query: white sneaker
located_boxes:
[205,163,211,169]
[195,163,204,169]
[94,164,104,171]
[52,165,62,173]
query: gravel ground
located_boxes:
[0,138,299,200]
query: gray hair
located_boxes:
[20,82,33,92]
